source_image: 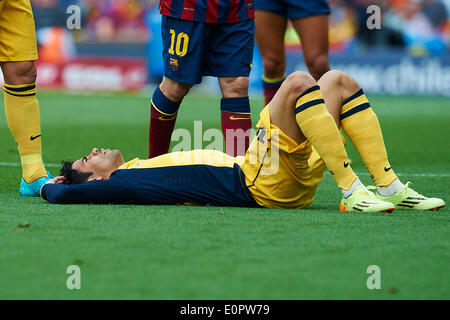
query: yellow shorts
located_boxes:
[0,0,37,61]
[241,105,326,209]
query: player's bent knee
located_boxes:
[320,69,346,85]
[284,71,316,95]
[334,70,359,92]
[320,69,360,97]
[320,69,344,83]
[1,61,37,85]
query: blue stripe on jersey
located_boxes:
[218,0,229,23]
[171,0,184,19]
[238,0,249,22]
[161,0,253,23]
[194,0,207,22]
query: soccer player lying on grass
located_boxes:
[41,70,445,212]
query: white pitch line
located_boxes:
[354,171,450,178]
[0,162,60,168]
[0,161,448,177]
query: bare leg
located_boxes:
[268,71,316,143]
[159,76,192,102]
[270,69,361,143]
[218,76,249,98]
[317,70,361,126]
[1,61,36,85]
[254,10,287,79]
[255,10,288,105]
[291,15,330,80]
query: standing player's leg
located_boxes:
[0,0,51,196]
[291,14,330,81]
[254,9,287,106]
[318,70,445,211]
[218,77,252,157]
[148,16,203,158]
[148,76,191,158]
[211,20,254,157]
[269,71,394,212]
[1,62,49,195]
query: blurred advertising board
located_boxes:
[285,50,450,97]
[2,57,147,91]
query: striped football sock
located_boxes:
[148,86,180,158]
[340,88,398,187]
[3,82,47,182]
[262,75,285,106]
[220,97,252,157]
[295,85,357,190]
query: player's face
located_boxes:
[72,148,125,180]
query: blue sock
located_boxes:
[151,86,181,115]
[220,96,251,114]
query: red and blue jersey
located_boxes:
[159,0,254,24]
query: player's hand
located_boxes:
[45,176,66,185]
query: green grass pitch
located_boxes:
[0,90,449,299]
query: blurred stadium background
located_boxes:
[2,0,449,95]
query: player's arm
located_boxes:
[40,176,137,204]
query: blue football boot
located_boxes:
[19,172,54,197]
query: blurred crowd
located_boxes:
[288,0,450,55]
[31,0,449,55]
[78,0,156,42]
[31,0,155,42]
[341,0,450,55]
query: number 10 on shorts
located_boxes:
[168,29,189,57]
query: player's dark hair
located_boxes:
[60,161,93,185]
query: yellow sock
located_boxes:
[4,83,47,182]
[295,85,357,190]
[340,89,397,187]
